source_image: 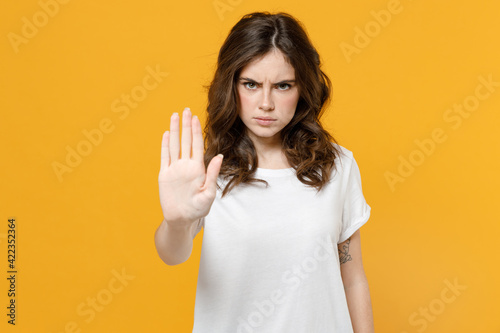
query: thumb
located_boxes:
[204,154,223,194]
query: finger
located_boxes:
[181,107,192,159]
[169,112,180,162]
[191,115,204,162]
[160,131,170,170]
[204,154,223,194]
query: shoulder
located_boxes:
[330,142,355,173]
[330,141,354,160]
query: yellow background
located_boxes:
[1,0,499,332]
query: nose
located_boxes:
[259,88,275,111]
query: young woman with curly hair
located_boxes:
[155,11,374,333]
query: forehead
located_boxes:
[239,50,295,79]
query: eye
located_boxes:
[277,83,291,90]
[243,82,257,90]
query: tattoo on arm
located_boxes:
[338,238,352,265]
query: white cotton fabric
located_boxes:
[191,144,371,333]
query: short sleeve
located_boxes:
[338,155,371,244]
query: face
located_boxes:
[236,49,300,147]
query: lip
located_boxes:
[254,117,276,126]
[254,117,276,120]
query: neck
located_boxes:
[246,131,290,169]
[254,144,290,169]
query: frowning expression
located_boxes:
[237,49,300,146]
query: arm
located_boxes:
[154,108,222,266]
[338,229,375,333]
[154,218,200,266]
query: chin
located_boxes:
[248,130,281,141]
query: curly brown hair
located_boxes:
[203,11,342,197]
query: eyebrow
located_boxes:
[238,77,296,85]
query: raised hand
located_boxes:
[158,107,223,228]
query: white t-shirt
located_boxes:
[191,144,371,332]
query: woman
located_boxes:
[154,11,374,333]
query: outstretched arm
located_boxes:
[338,229,375,333]
[155,107,223,266]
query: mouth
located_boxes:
[254,117,276,126]
[254,117,276,121]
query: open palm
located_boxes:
[158,108,223,227]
